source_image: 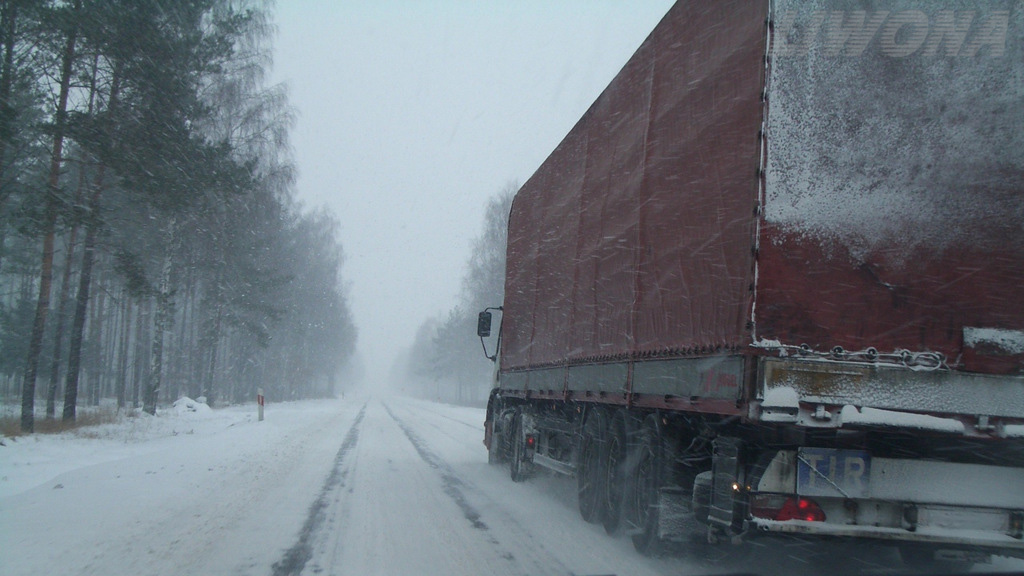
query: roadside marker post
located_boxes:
[258,388,264,421]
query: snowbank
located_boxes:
[171,396,213,415]
[0,400,254,499]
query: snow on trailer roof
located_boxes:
[501,0,1024,376]
[758,0,1024,373]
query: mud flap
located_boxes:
[656,486,693,542]
[709,437,743,537]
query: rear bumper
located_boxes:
[747,449,1024,558]
[749,516,1024,558]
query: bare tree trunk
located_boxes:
[62,62,121,421]
[46,179,88,419]
[87,269,105,406]
[188,284,202,400]
[0,0,17,277]
[204,303,222,407]
[0,0,13,278]
[132,299,151,408]
[168,265,194,403]
[99,264,118,401]
[48,52,102,418]
[63,168,104,421]
[22,7,79,432]
[45,230,76,419]
[144,218,176,415]
[116,294,131,409]
[0,0,18,209]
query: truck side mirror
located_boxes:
[477,311,492,338]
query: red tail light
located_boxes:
[750,494,826,522]
[777,497,827,522]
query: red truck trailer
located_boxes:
[477,0,1024,566]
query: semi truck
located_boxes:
[476,0,1024,567]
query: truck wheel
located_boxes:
[509,410,532,482]
[577,410,606,523]
[631,414,666,555]
[601,411,628,534]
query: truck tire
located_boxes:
[509,409,532,482]
[601,410,628,534]
[631,414,666,555]
[577,409,607,523]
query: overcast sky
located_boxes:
[270,1,675,383]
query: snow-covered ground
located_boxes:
[2,397,358,576]
[3,395,1022,576]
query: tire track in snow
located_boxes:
[271,403,366,576]
[383,401,580,576]
[401,409,483,449]
[405,401,484,432]
[382,402,488,531]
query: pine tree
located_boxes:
[20,0,80,433]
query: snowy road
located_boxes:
[289,399,688,576]
[2,397,685,576]
[2,398,361,576]
[5,396,1023,576]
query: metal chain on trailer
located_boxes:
[754,341,948,371]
